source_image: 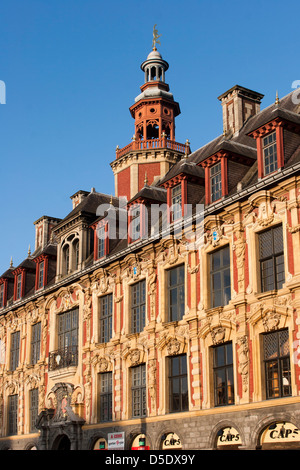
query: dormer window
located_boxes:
[0,284,4,308]
[38,261,44,289]
[16,273,23,300]
[129,204,141,242]
[171,185,182,221]
[262,131,277,175]
[210,162,222,202]
[97,225,105,259]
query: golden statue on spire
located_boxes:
[152,24,161,50]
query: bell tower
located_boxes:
[111,28,190,201]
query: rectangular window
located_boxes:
[16,273,22,300]
[213,342,234,406]
[259,225,285,292]
[263,132,277,175]
[99,294,113,343]
[168,354,188,413]
[131,364,146,418]
[210,162,222,202]
[38,261,44,289]
[10,331,20,371]
[130,205,141,241]
[29,388,39,432]
[31,322,41,365]
[8,394,18,435]
[263,328,291,399]
[0,284,4,308]
[210,245,231,308]
[131,280,146,334]
[99,372,112,422]
[171,185,182,221]
[97,225,105,259]
[167,265,185,322]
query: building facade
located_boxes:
[1,42,300,451]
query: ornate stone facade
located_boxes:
[1,43,300,451]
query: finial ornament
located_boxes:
[28,244,31,256]
[152,24,161,50]
[144,172,148,186]
[10,257,13,268]
[275,90,280,106]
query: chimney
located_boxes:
[70,190,89,209]
[33,216,61,251]
[218,85,264,136]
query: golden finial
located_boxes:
[144,172,148,186]
[10,257,13,268]
[110,194,113,205]
[275,90,280,106]
[152,24,161,50]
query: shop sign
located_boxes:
[162,432,182,449]
[108,432,125,450]
[217,427,242,446]
[131,434,150,450]
[261,422,300,444]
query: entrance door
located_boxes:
[52,434,71,450]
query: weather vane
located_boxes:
[152,24,161,50]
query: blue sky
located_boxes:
[0,0,299,274]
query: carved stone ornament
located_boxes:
[237,335,249,393]
[167,338,180,356]
[129,349,141,366]
[210,326,226,345]
[99,357,109,372]
[262,310,281,332]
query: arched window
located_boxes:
[63,245,70,275]
[73,239,80,270]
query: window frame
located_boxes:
[262,131,278,176]
[58,308,79,351]
[99,294,113,344]
[130,280,146,334]
[29,388,39,433]
[0,283,4,308]
[263,328,291,400]
[258,225,285,293]
[16,273,23,300]
[210,245,231,308]
[131,363,146,418]
[213,341,235,407]
[8,394,18,436]
[210,161,222,202]
[31,322,41,365]
[171,184,182,222]
[167,264,185,322]
[10,330,20,371]
[99,371,113,422]
[168,354,189,413]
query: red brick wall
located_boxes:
[117,167,131,201]
[138,163,161,192]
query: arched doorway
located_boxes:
[52,434,71,450]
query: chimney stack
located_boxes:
[218,85,264,136]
